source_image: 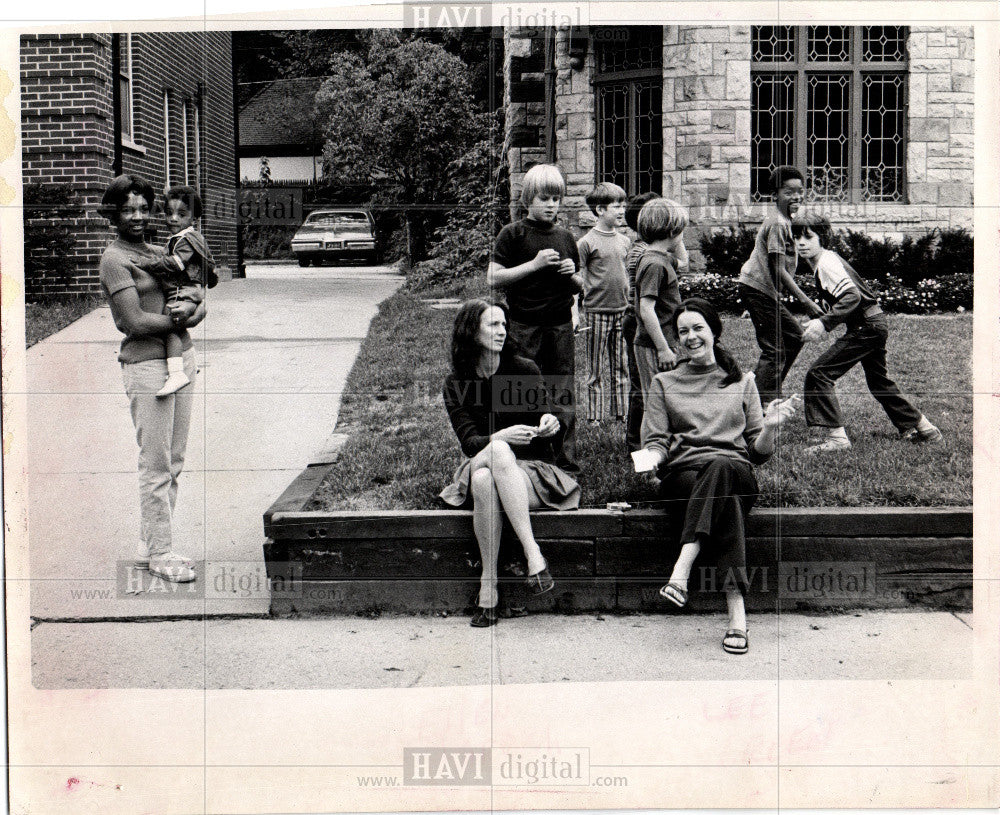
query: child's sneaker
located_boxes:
[156,371,190,397]
[901,416,943,443]
[805,429,852,453]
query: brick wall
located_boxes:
[21,34,116,293]
[505,25,975,258]
[21,32,236,294]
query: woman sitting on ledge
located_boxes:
[440,299,581,627]
[637,298,797,654]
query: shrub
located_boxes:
[23,184,84,294]
[698,223,973,313]
[697,226,757,279]
[678,273,743,312]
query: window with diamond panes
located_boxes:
[750,25,908,203]
[594,27,663,196]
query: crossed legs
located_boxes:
[469,440,546,608]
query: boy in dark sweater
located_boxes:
[793,210,942,452]
[488,164,583,471]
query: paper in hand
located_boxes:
[631,449,659,473]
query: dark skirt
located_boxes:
[440,458,581,510]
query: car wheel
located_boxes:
[297,256,311,267]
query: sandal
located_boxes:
[470,606,499,627]
[525,567,554,595]
[659,582,688,608]
[723,628,748,655]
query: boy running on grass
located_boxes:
[488,164,583,471]
[792,209,942,452]
[577,182,631,423]
[737,166,823,407]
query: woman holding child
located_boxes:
[441,299,581,627]
[637,298,798,655]
[98,174,205,584]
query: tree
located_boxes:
[315,32,481,264]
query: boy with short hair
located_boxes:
[135,185,218,396]
[577,182,631,423]
[738,166,823,407]
[792,210,942,451]
[488,164,583,471]
[632,198,689,399]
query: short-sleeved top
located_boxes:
[442,354,563,463]
[737,210,797,299]
[492,217,581,327]
[633,247,681,349]
[813,249,881,331]
[577,227,630,313]
[99,238,193,364]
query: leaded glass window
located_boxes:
[595,27,663,196]
[751,26,908,203]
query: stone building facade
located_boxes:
[21,32,237,294]
[505,25,974,260]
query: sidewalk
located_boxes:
[26,263,402,620]
[30,610,973,688]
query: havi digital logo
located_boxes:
[404,748,491,785]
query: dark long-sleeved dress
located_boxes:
[440,353,580,509]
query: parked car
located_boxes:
[290,209,378,266]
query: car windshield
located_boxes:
[305,213,369,228]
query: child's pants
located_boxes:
[622,311,644,452]
[740,284,804,407]
[584,311,628,422]
[804,316,922,431]
[121,348,198,556]
[507,319,578,472]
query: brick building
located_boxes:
[505,25,974,259]
[21,32,238,294]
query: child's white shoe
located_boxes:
[156,371,190,397]
[805,428,851,453]
[901,416,943,443]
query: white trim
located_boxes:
[120,33,135,143]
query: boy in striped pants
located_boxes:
[577,182,631,423]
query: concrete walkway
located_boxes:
[30,610,973,688]
[26,262,402,620]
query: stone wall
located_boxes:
[504,25,975,252]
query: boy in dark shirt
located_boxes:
[737,166,823,407]
[488,164,583,471]
[793,210,942,452]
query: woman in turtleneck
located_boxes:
[638,298,798,655]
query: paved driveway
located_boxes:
[26,261,402,619]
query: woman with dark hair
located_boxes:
[440,299,581,627]
[98,174,205,583]
[637,298,798,654]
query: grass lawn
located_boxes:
[309,281,972,510]
[25,294,105,347]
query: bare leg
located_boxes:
[725,587,747,632]
[470,441,546,574]
[470,467,502,608]
[667,541,701,592]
